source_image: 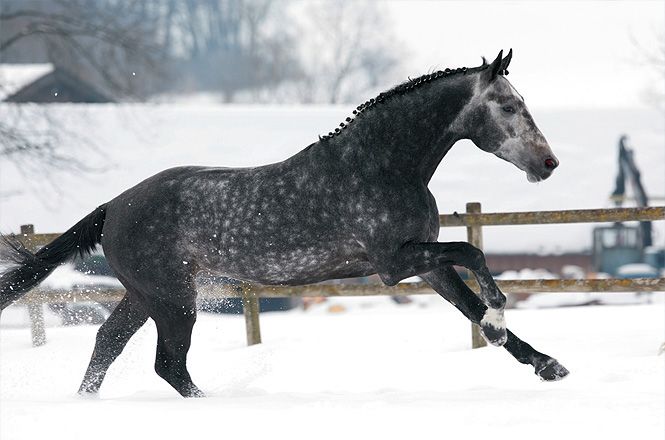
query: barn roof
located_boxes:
[0,64,53,101]
[0,64,115,103]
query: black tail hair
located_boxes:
[0,204,107,310]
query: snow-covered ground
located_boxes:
[1,298,663,440]
[0,104,663,253]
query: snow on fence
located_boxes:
[9,204,665,349]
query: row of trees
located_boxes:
[0,0,405,199]
[0,0,404,103]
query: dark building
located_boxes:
[2,65,114,103]
[484,252,592,276]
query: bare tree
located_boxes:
[0,0,405,201]
[0,104,108,201]
[0,0,162,200]
[631,30,665,113]
[296,0,402,104]
[1,0,165,97]
[158,0,302,101]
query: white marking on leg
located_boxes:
[480,307,508,347]
[481,307,506,331]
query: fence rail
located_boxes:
[6,205,665,348]
[439,206,664,227]
[17,277,665,305]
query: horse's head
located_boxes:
[459,50,559,182]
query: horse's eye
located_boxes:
[502,105,515,114]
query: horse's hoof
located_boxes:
[535,358,570,382]
[480,324,508,346]
[182,386,206,398]
[77,389,100,399]
[480,308,507,347]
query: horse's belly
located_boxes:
[202,245,374,285]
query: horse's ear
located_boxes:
[501,48,513,73]
[485,50,503,82]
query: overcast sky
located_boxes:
[387,1,664,109]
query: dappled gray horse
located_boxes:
[0,50,568,397]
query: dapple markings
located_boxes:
[0,50,568,397]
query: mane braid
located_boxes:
[318,63,488,141]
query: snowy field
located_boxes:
[1,297,663,440]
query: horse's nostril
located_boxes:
[544,158,558,170]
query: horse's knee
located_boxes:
[378,272,401,286]
[463,244,486,271]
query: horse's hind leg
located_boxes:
[111,257,202,397]
[422,266,569,381]
[150,296,203,398]
[78,291,148,395]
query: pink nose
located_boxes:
[544,158,558,170]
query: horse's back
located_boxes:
[100,163,372,286]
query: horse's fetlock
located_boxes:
[489,293,506,310]
[155,359,170,378]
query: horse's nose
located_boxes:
[544,157,558,170]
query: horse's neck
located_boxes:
[331,76,473,184]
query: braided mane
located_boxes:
[319,61,492,141]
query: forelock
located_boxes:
[500,77,524,102]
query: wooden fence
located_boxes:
[8,204,665,349]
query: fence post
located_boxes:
[20,224,46,347]
[241,284,262,346]
[466,203,487,349]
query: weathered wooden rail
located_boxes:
[6,205,665,348]
[439,206,663,226]
[19,277,665,302]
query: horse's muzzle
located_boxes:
[544,157,558,170]
[527,154,559,182]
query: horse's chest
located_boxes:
[347,187,437,244]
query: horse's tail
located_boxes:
[0,204,107,311]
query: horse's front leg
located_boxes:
[421,266,569,381]
[373,241,507,345]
